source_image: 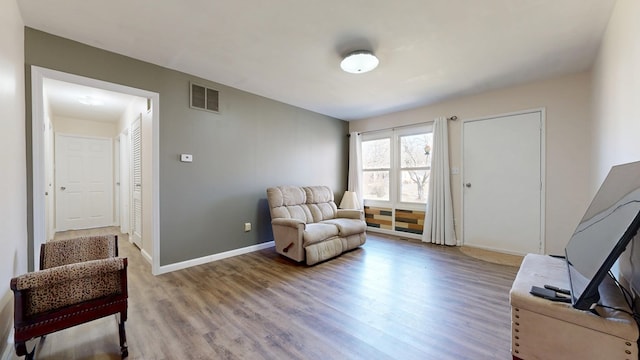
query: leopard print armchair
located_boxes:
[40,234,118,269]
[10,235,128,359]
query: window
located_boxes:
[361,125,433,236]
[399,133,432,203]
[361,125,433,206]
[362,138,390,201]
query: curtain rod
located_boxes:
[350,115,458,136]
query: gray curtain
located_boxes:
[346,132,363,209]
[422,117,457,245]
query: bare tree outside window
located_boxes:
[400,133,433,203]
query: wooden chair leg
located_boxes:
[25,346,35,360]
[118,313,128,358]
[15,341,36,360]
[15,342,27,357]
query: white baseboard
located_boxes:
[156,241,275,275]
[141,248,152,265]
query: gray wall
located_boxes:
[25,28,349,266]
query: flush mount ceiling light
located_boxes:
[78,96,104,106]
[340,50,379,74]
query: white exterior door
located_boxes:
[55,134,113,231]
[131,115,143,248]
[462,111,543,255]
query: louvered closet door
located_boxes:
[131,114,143,248]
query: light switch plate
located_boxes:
[180,154,193,162]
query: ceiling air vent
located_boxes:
[190,82,219,113]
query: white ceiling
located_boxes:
[43,78,138,122]
[19,0,617,121]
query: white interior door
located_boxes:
[119,131,130,234]
[462,111,543,254]
[131,115,143,248]
[55,134,113,231]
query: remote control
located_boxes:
[544,284,571,295]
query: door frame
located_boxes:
[118,129,130,235]
[114,135,120,229]
[31,66,161,274]
[460,108,546,255]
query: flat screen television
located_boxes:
[565,160,640,310]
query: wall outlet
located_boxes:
[244,222,251,232]
[180,154,193,162]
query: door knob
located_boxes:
[60,186,66,191]
[465,183,472,188]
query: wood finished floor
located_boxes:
[19,229,518,360]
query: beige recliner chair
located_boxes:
[266,185,366,265]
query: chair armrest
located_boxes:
[337,209,365,220]
[11,258,128,319]
[270,219,306,262]
[272,218,306,229]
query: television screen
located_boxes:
[565,160,640,310]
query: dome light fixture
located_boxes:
[78,96,104,106]
[340,50,379,74]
